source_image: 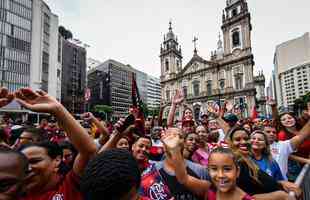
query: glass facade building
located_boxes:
[0,0,32,91]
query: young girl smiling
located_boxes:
[207,147,254,200]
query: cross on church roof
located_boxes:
[169,20,172,31]
[192,36,198,54]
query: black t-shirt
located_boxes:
[237,161,282,195]
[159,166,203,200]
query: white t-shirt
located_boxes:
[217,129,225,143]
[270,140,294,180]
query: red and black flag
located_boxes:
[131,73,145,136]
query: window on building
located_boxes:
[10,24,14,36]
[183,86,187,98]
[232,30,240,47]
[166,90,170,101]
[193,81,200,97]
[235,75,243,90]
[176,59,180,69]
[207,80,212,96]
[165,59,169,72]
[219,80,225,90]
[232,8,238,17]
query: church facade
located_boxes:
[160,0,258,120]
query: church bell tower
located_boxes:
[221,0,252,57]
[160,21,182,81]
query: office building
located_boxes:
[31,0,61,100]
[147,75,161,110]
[0,0,61,113]
[61,39,87,114]
[274,32,310,110]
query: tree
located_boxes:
[293,92,310,115]
[59,26,73,40]
[93,105,112,120]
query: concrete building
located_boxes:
[0,0,32,112]
[87,59,135,121]
[87,69,110,114]
[31,0,61,100]
[266,70,277,116]
[87,59,155,121]
[61,39,87,114]
[0,0,61,113]
[132,68,148,104]
[0,0,32,91]
[160,0,256,120]
[147,75,161,110]
[274,32,310,110]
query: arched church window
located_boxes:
[165,59,169,71]
[232,30,240,47]
[220,80,225,90]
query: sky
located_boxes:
[45,0,310,82]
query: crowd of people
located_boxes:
[0,87,309,200]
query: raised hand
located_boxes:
[225,101,234,112]
[172,90,184,105]
[15,88,62,115]
[208,103,220,118]
[113,117,134,135]
[81,112,95,122]
[266,98,277,107]
[0,87,14,107]
[161,128,183,153]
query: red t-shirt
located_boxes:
[207,188,254,200]
[278,130,310,157]
[22,171,83,200]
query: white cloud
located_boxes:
[44,0,310,82]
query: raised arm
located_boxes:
[290,120,310,150]
[289,154,310,165]
[98,118,134,153]
[82,112,109,137]
[167,90,184,127]
[158,99,166,127]
[209,103,231,134]
[15,88,97,176]
[267,99,279,127]
[162,128,211,197]
[0,87,14,107]
[253,191,289,200]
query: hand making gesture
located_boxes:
[15,88,62,114]
[172,89,184,105]
[161,128,183,155]
[0,87,14,107]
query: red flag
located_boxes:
[131,73,145,136]
[251,106,258,120]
